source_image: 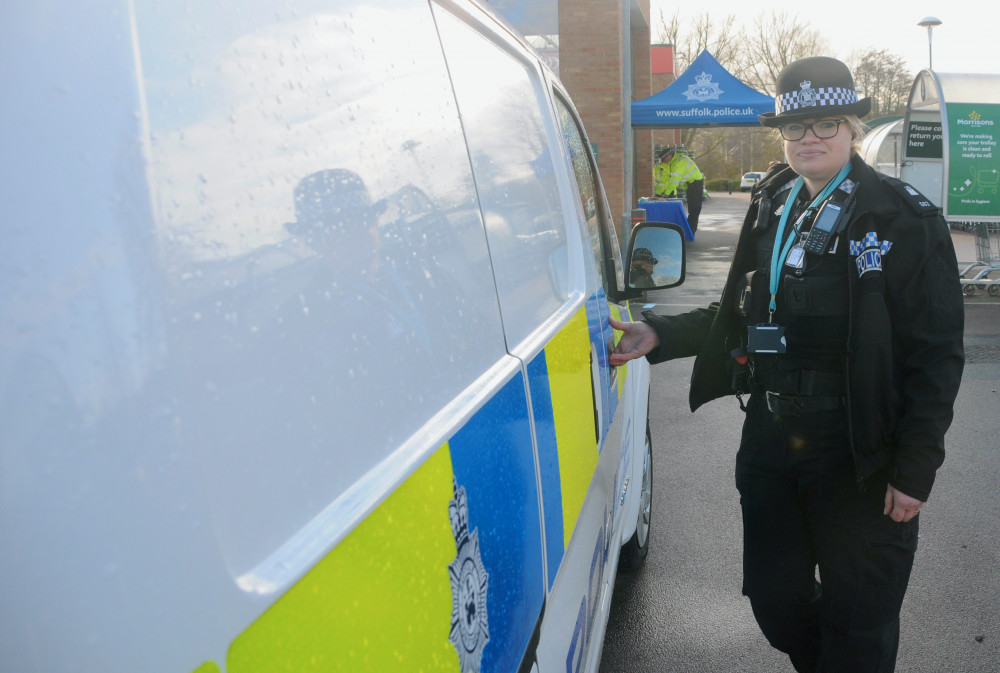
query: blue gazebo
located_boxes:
[631,49,774,128]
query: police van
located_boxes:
[0,1,686,671]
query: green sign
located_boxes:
[947,103,1000,217]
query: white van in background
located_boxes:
[0,1,686,672]
[740,171,766,191]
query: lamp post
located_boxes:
[918,16,942,70]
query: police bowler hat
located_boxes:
[286,168,384,235]
[758,56,871,127]
[633,247,658,264]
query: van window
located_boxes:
[130,0,509,576]
[435,9,573,350]
[553,94,624,296]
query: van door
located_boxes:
[551,92,629,447]
[540,91,644,673]
[434,4,637,672]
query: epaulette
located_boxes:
[882,176,940,217]
[773,179,796,197]
[753,165,793,196]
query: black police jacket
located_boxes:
[643,155,965,502]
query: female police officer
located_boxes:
[610,57,964,672]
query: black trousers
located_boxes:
[735,392,918,673]
[686,178,704,231]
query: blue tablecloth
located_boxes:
[637,199,694,241]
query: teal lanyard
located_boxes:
[767,162,852,321]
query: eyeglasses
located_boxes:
[778,118,847,141]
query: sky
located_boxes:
[648,0,1000,76]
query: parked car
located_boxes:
[740,171,766,191]
[1,1,687,672]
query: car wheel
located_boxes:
[620,422,652,571]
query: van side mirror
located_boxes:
[624,222,686,296]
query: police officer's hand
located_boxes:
[884,484,925,523]
[609,317,659,366]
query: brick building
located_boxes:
[650,44,682,156]
[490,0,678,239]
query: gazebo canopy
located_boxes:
[631,50,775,128]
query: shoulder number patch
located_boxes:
[886,177,939,216]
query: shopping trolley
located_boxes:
[959,222,1000,297]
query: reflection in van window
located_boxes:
[132,1,508,577]
[554,96,610,295]
[435,10,571,350]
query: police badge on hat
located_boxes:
[448,479,489,671]
[798,80,816,107]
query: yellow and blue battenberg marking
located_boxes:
[448,372,545,672]
[529,304,600,587]
[609,301,629,398]
[226,441,460,672]
[527,296,626,590]
[197,299,617,673]
[223,370,544,673]
[587,289,621,442]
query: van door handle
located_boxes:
[590,346,601,443]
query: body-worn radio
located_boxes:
[801,179,858,256]
[802,200,843,255]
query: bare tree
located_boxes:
[653,9,741,161]
[740,11,830,95]
[655,9,740,74]
[850,49,913,118]
[648,9,913,182]
[654,9,830,97]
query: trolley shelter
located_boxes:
[858,116,904,178]
[900,69,1000,295]
[900,69,1000,223]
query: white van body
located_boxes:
[1,1,678,671]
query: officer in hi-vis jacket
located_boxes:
[654,146,705,232]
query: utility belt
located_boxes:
[749,360,845,417]
[750,363,843,396]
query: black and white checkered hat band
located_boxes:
[776,87,858,114]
